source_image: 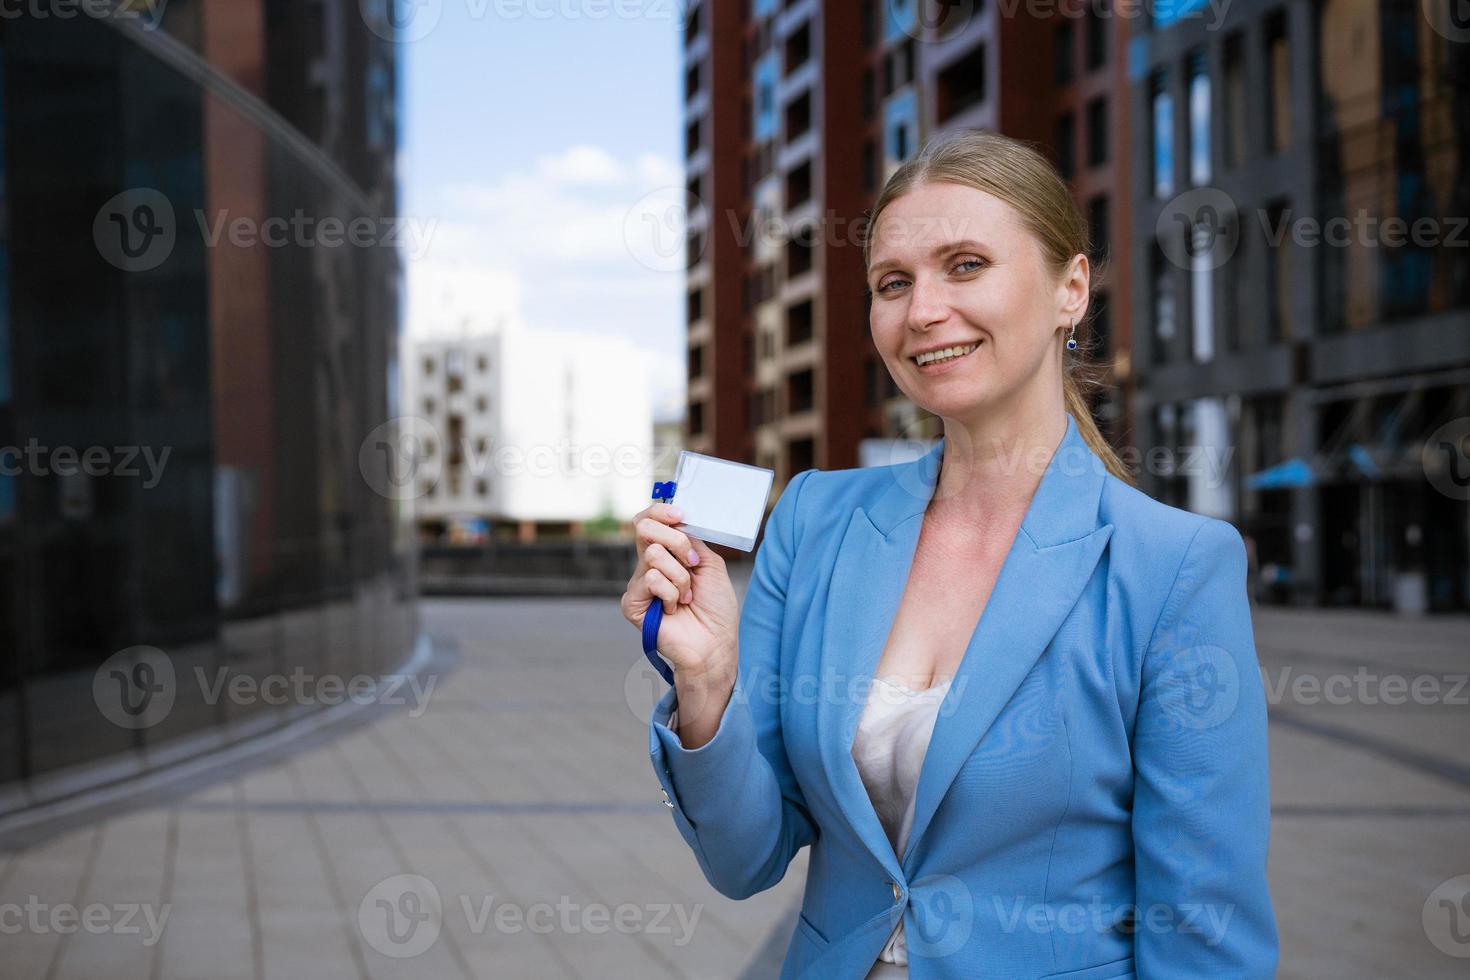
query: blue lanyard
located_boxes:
[641,480,677,685]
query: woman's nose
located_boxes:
[905,275,949,331]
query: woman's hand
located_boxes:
[621,503,739,682]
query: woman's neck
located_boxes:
[930,392,1068,528]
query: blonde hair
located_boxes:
[864,128,1132,483]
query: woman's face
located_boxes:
[866,180,1085,424]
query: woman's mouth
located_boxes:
[911,340,982,373]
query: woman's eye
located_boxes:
[877,276,909,293]
[953,258,985,274]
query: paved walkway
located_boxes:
[0,591,1466,978]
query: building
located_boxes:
[0,1,415,813]
[681,0,1134,489]
[408,324,654,543]
[1129,0,1469,610]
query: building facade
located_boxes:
[682,0,1135,487]
[0,0,416,814]
[1130,0,1469,610]
[409,325,654,543]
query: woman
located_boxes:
[621,129,1277,979]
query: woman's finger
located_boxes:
[635,516,698,567]
[644,543,693,600]
[643,567,680,616]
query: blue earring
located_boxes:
[1066,320,1078,351]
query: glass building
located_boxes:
[0,1,416,811]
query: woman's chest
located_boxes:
[873,532,1010,690]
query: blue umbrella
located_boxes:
[1244,457,1316,490]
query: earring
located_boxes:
[1066,319,1078,351]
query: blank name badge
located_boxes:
[669,451,775,552]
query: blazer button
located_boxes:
[890,880,902,902]
[660,788,675,809]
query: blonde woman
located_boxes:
[622,129,1277,979]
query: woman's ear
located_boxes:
[1057,252,1090,324]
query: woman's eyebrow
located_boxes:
[868,239,989,276]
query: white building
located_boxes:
[407,320,653,541]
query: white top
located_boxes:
[851,674,954,977]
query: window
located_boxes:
[787,235,814,278]
[1191,219,1215,363]
[936,43,986,123]
[1085,5,1108,71]
[1152,242,1176,364]
[1222,215,1245,351]
[862,66,876,120]
[787,368,814,414]
[754,51,779,142]
[883,40,914,95]
[1265,199,1291,341]
[1150,72,1174,198]
[686,118,702,158]
[685,62,700,101]
[785,160,812,208]
[423,356,435,376]
[687,287,703,323]
[476,354,488,373]
[884,89,918,170]
[787,298,814,346]
[788,436,815,474]
[784,91,812,139]
[684,2,700,45]
[1054,21,1074,86]
[689,400,705,436]
[1224,33,1246,169]
[1187,49,1210,185]
[784,22,810,74]
[1264,11,1290,154]
[1053,112,1076,180]
[1086,97,1108,168]
[1087,195,1109,263]
[863,139,879,192]
[689,343,704,380]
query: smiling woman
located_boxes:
[863,130,1128,483]
[629,128,1277,980]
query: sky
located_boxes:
[399,2,686,419]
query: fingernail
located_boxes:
[669,507,684,520]
[687,549,700,565]
[682,590,692,603]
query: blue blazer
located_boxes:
[648,414,1278,979]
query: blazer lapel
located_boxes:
[814,415,1114,879]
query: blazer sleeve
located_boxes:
[647,467,819,900]
[1132,518,1280,977]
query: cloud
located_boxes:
[405,144,689,421]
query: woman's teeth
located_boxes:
[914,342,980,366]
